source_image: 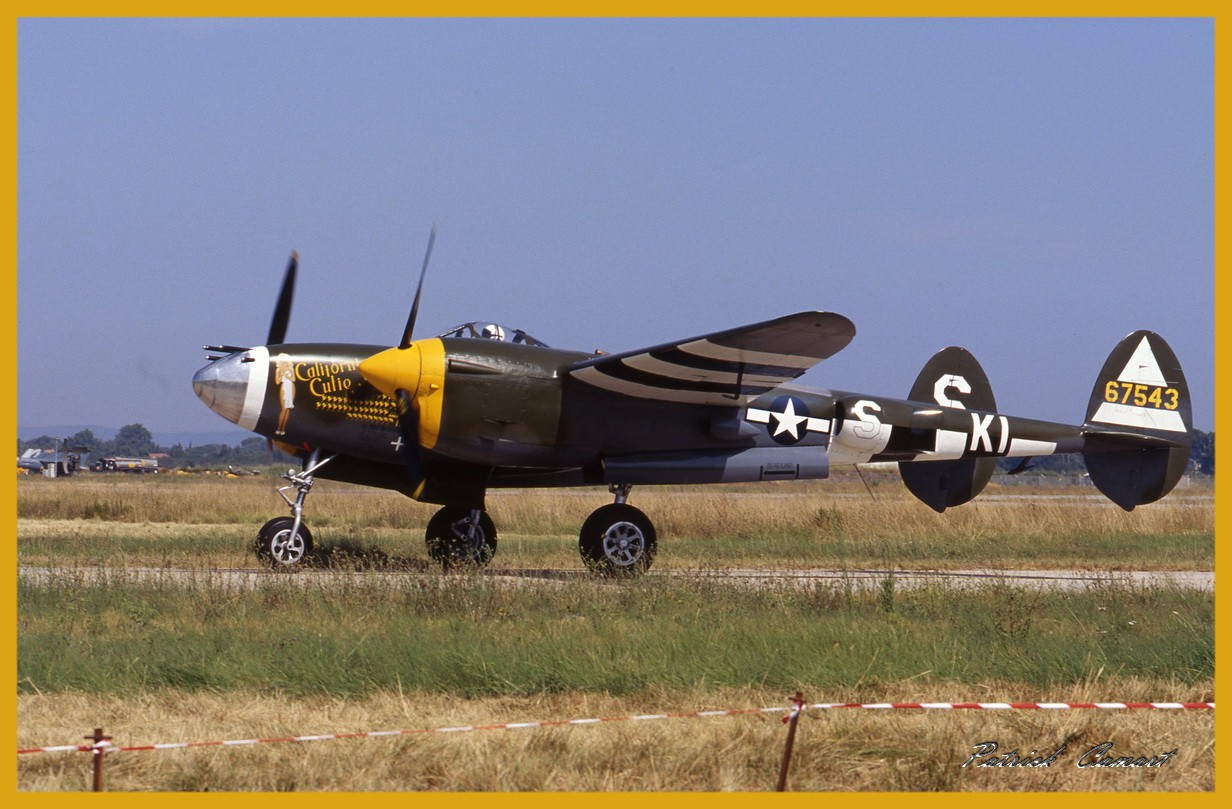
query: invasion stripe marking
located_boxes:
[649,347,805,378]
[927,429,968,461]
[571,366,765,405]
[1007,438,1059,457]
[587,358,778,397]
[624,354,793,387]
[676,339,820,370]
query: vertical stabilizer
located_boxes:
[1082,331,1192,510]
[899,347,997,512]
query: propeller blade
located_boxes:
[267,251,299,345]
[399,226,437,349]
[395,389,426,491]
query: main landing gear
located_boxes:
[418,484,655,575]
[425,506,497,568]
[578,484,657,575]
[419,483,656,575]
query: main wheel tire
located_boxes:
[255,517,314,569]
[579,503,656,576]
[425,507,497,568]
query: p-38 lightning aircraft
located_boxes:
[193,233,1193,574]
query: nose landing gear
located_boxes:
[254,450,334,569]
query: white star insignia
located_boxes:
[770,398,808,440]
[745,399,831,440]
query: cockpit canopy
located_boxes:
[437,322,549,347]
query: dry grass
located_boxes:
[15,474,1214,571]
[16,474,1215,792]
[17,472,1215,536]
[18,681,1213,791]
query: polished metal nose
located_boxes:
[192,347,269,430]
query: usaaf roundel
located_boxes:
[746,394,828,445]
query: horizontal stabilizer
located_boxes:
[1080,428,1188,450]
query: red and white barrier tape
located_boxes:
[17,701,1214,755]
[810,702,1215,710]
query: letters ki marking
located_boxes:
[936,374,1011,455]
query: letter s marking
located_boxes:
[935,374,971,409]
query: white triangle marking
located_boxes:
[1091,335,1185,432]
[1116,336,1168,387]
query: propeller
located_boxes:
[267,251,299,345]
[262,251,299,455]
[396,390,426,492]
[400,225,436,349]
[358,227,440,497]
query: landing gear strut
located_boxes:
[426,505,497,568]
[255,450,334,569]
[579,484,657,575]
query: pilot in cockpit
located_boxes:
[439,322,548,347]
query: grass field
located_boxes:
[15,472,1215,571]
[15,472,1216,791]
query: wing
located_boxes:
[566,311,855,405]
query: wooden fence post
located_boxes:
[86,727,111,792]
[776,692,806,791]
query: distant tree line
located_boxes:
[19,424,1215,477]
[17,424,295,469]
[995,428,1214,477]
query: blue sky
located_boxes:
[17,17,1214,438]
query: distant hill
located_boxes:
[17,424,118,441]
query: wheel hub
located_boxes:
[450,520,485,559]
[602,521,645,566]
[270,529,306,564]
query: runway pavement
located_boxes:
[17,565,1214,592]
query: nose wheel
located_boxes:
[256,516,314,567]
[254,450,333,570]
[579,486,657,575]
